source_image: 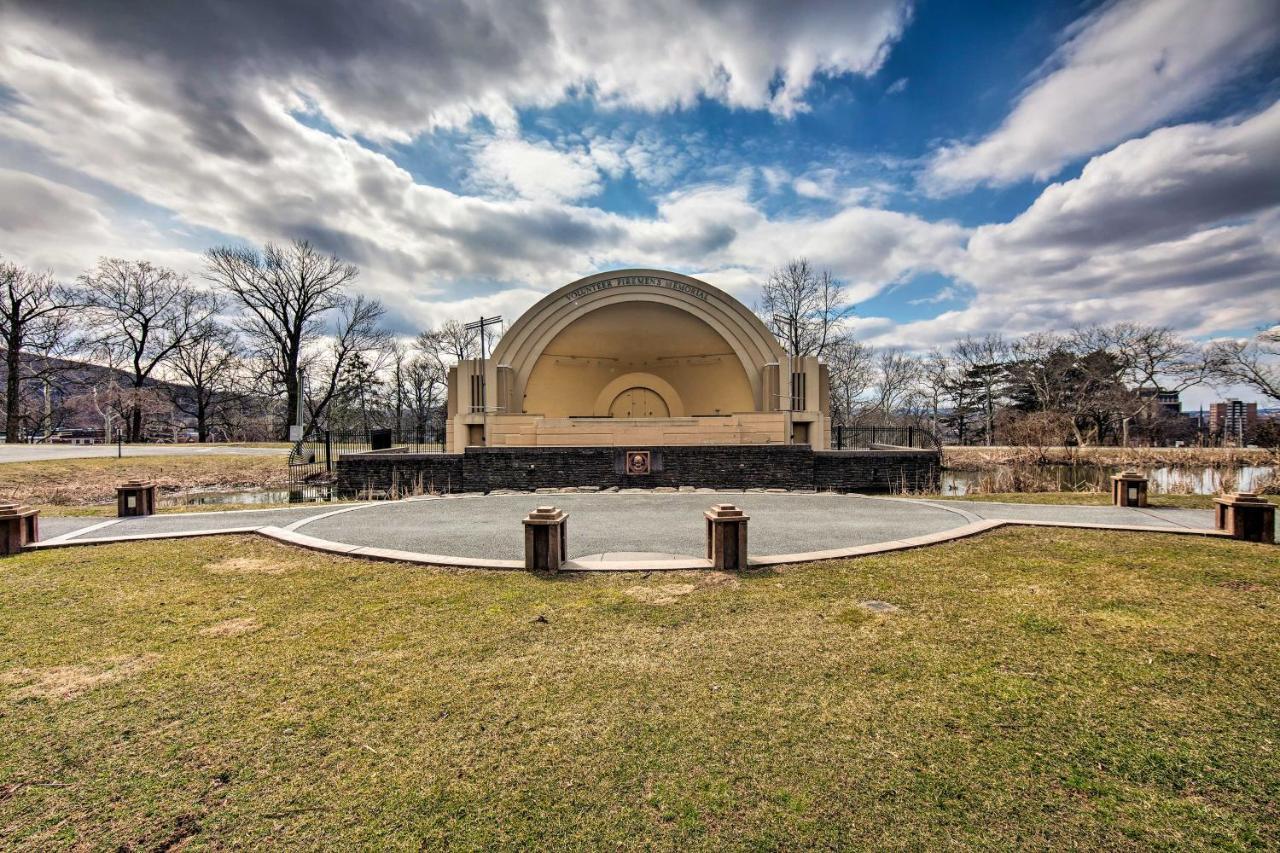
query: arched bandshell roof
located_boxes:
[492,269,785,409]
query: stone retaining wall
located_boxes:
[336,444,939,496]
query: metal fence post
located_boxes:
[324,430,333,475]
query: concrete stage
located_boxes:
[30,491,1239,571]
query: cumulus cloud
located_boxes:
[0,29,961,332]
[470,137,602,202]
[908,102,1280,344]
[1,0,910,145]
[925,0,1279,192]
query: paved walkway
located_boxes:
[27,492,1253,571]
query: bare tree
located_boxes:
[304,294,390,427]
[758,258,849,357]
[204,239,359,438]
[1208,327,1279,402]
[1,258,81,442]
[1081,322,1208,395]
[953,334,1009,446]
[916,349,952,437]
[869,348,921,417]
[824,338,874,424]
[404,354,446,434]
[81,258,216,441]
[414,318,479,372]
[169,314,242,442]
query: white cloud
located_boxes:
[0,34,962,335]
[0,0,911,144]
[471,137,601,202]
[876,102,1280,347]
[925,0,1279,192]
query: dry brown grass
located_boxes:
[206,557,290,576]
[198,618,261,638]
[2,532,1278,848]
[1,654,158,702]
[944,445,1276,469]
[625,571,741,605]
[0,454,288,506]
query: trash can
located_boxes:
[370,428,393,451]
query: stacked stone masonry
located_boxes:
[336,445,939,496]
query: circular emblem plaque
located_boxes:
[626,451,651,475]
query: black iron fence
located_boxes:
[832,425,939,450]
[288,427,445,484]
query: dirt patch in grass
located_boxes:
[206,557,290,576]
[199,617,262,638]
[624,571,740,604]
[625,583,698,605]
[2,654,158,701]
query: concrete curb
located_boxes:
[19,492,1240,569]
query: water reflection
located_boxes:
[941,464,1275,496]
[163,486,335,507]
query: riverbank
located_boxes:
[943,445,1275,468]
[0,454,289,507]
[931,492,1280,510]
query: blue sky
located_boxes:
[0,0,1277,404]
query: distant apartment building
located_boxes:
[1209,399,1258,444]
[1138,388,1181,418]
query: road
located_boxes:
[0,443,289,463]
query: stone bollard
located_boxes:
[1214,492,1276,544]
[1111,470,1148,508]
[0,501,40,555]
[523,506,568,571]
[117,480,157,517]
[705,503,749,571]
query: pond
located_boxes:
[940,464,1277,496]
[162,486,335,507]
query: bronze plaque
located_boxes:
[625,450,651,475]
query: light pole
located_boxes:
[465,315,503,444]
[773,314,797,444]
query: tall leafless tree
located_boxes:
[824,337,874,424]
[414,318,480,372]
[869,348,922,417]
[1079,323,1209,396]
[0,257,81,442]
[204,239,360,439]
[304,294,390,427]
[81,258,216,441]
[168,313,242,442]
[758,258,849,357]
[1209,326,1280,402]
[916,349,952,437]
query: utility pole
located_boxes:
[465,315,503,443]
[773,314,797,444]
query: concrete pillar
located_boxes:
[523,506,569,571]
[1111,471,1148,508]
[1214,492,1275,544]
[705,503,749,571]
[0,501,39,555]
[117,480,157,517]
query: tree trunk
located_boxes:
[5,338,21,443]
[283,366,300,441]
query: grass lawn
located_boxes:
[932,492,1280,510]
[2,530,1278,849]
[0,455,290,509]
